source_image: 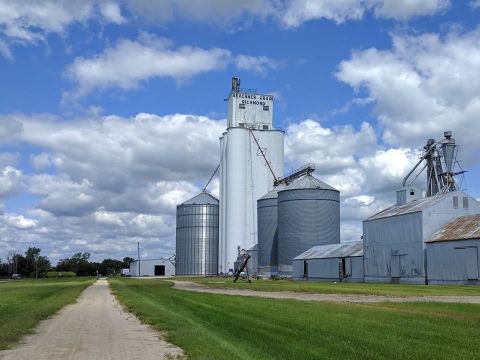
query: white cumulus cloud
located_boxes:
[0,111,224,261]
[372,0,450,19]
[235,55,278,73]
[64,33,276,98]
[0,166,23,197]
[123,0,449,28]
[336,28,480,166]
[277,0,449,27]
[99,1,126,24]
[284,118,420,241]
[122,0,273,25]
[0,0,127,59]
[5,214,37,229]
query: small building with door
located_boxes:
[426,214,480,284]
[129,258,175,277]
[363,191,480,284]
[292,242,363,282]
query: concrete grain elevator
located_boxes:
[218,77,284,273]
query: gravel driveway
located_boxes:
[0,279,183,360]
[172,281,480,304]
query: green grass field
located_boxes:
[0,277,94,350]
[178,277,480,296]
[110,278,480,360]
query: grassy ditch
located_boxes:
[110,278,480,360]
[0,277,95,350]
[177,277,480,296]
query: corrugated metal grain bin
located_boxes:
[277,175,340,275]
[176,192,219,276]
[257,185,284,275]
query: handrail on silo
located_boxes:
[274,163,315,187]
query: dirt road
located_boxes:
[0,280,183,360]
[172,281,480,304]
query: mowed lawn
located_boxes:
[110,278,480,360]
[179,277,480,296]
[0,277,94,350]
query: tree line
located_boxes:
[0,247,135,278]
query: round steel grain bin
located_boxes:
[277,175,340,275]
[257,185,284,275]
[176,192,219,275]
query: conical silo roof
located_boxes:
[258,184,286,201]
[181,191,219,205]
[282,174,337,191]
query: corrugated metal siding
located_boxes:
[176,202,219,276]
[129,259,175,277]
[426,239,480,284]
[278,188,340,274]
[292,260,304,279]
[363,191,480,284]
[351,257,364,281]
[292,256,364,281]
[257,196,278,274]
[308,258,339,279]
[363,212,425,283]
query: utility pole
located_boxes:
[137,242,141,277]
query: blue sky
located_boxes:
[1,0,480,262]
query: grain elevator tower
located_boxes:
[219,77,284,273]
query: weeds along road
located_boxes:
[0,279,182,360]
[172,281,480,303]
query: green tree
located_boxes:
[100,259,124,276]
[57,252,92,276]
[0,259,8,277]
[24,247,51,278]
[122,257,135,268]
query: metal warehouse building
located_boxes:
[363,191,480,284]
[292,242,363,281]
[426,214,480,284]
[129,259,175,277]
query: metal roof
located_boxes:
[130,258,170,263]
[428,214,480,242]
[181,191,219,205]
[293,241,363,260]
[258,184,286,200]
[367,192,454,220]
[280,174,337,192]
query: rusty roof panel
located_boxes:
[428,214,480,242]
